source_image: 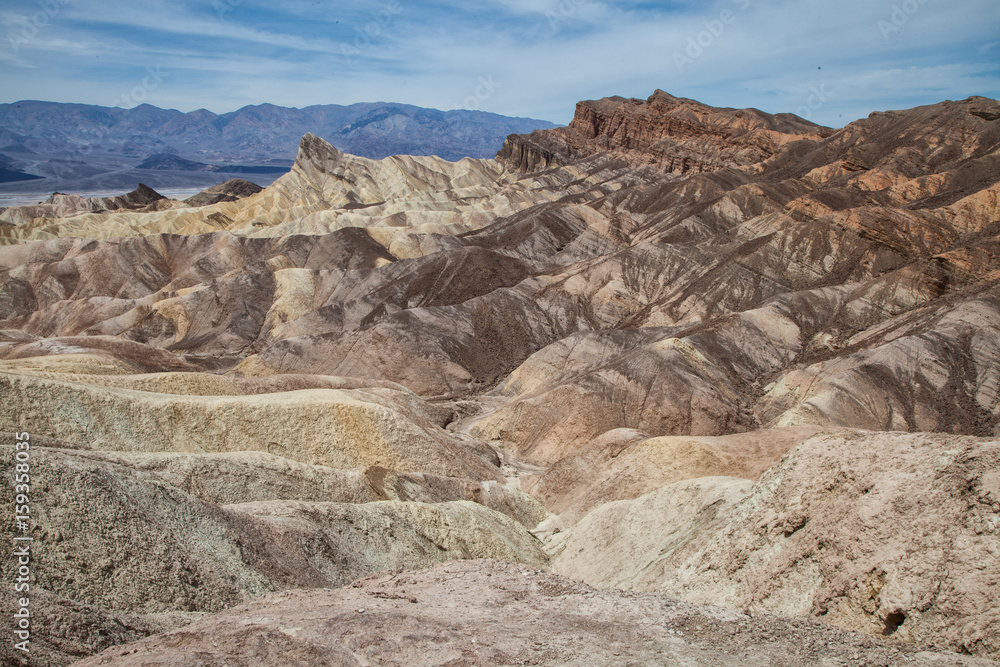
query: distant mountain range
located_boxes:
[0,100,559,161]
[0,100,558,193]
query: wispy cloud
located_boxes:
[59,1,347,55]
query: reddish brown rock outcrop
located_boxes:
[498,89,830,173]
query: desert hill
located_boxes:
[0,90,998,665]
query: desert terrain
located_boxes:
[1,90,998,665]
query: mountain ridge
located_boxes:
[0,99,559,163]
[0,99,559,194]
[498,89,831,173]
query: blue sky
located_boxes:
[0,0,998,127]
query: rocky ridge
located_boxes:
[0,184,166,226]
[498,89,831,173]
[183,179,264,207]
